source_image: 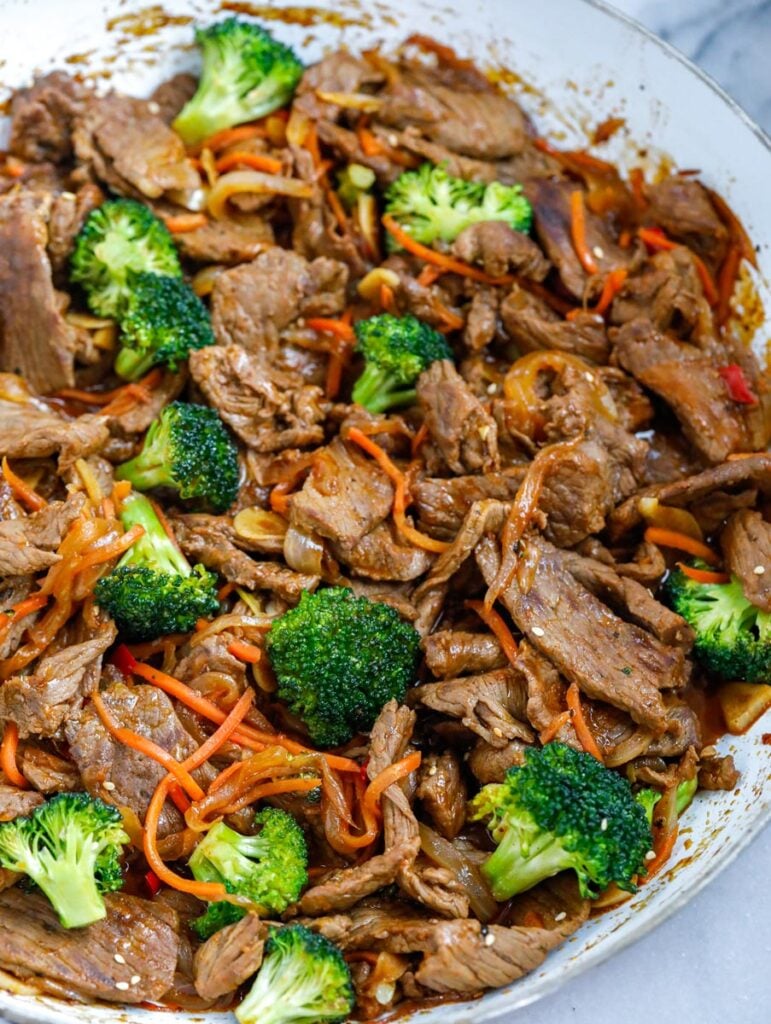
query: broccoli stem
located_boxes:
[114,345,158,382]
[351,364,417,413]
[118,492,192,578]
[482,826,576,900]
[115,418,175,493]
[35,854,107,929]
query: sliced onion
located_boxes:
[357,267,401,302]
[286,108,311,147]
[189,613,271,647]
[166,186,207,212]
[638,497,703,541]
[604,727,654,767]
[284,525,325,576]
[234,507,288,554]
[418,823,498,922]
[207,169,314,219]
[192,264,225,298]
[316,90,382,113]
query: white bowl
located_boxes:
[0,1,769,1021]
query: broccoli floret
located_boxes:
[115,272,215,381]
[351,313,452,413]
[236,924,354,1024]
[0,793,129,928]
[664,564,771,683]
[173,18,303,147]
[266,587,421,747]
[636,778,698,823]
[94,491,218,641]
[384,162,533,247]
[470,742,652,900]
[70,199,181,319]
[116,402,239,513]
[336,162,376,210]
[189,808,308,939]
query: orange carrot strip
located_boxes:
[4,156,26,179]
[307,317,356,342]
[538,710,573,745]
[628,167,647,210]
[644,527,720,567]
[379,283,396,312]
[71,524,144,577]
[227,640,263,664]
[465,599,519,666]
[218,581,237,601]
[382,214,513,286]
[521,910,547,929]
[417,265,442,287]
[325,186,350,234]
[641,825,679,883]
[357,120,385,157]
[716,243,742,327]
[566,683,604,762]
[163,212,208,234]
[705,188,757,267]
[183,688,254,773]
[676,563,730,585]
[411,422,429,457]
[191,124,265,156]
[214,151,283,175]
[2,457,46,511]
[639,227,718,305]
[593,267,628,316]
[0,593,48,632]
[0,722,27,788]
[569,190,599,274]
[362,751,421,823]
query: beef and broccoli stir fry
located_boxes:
[0,17,767,1021]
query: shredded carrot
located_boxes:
[214,151,283,175]
[162,212,208,234]
[227,639,263,664]
[111,479,132,512]
[0,722,27,788]
[70,523,143,577]
[3,156,25,179]
[239,778,320,804]
[0,593,48,632]
[704,188,757,267]
[191,124,265,156]
[311,314,356,400]
[361,750,421,823]
[325,186,350,234]
[99,368,164,418]
[184,688,255,773]
[411,422,429,457]
[307,317,356,343]
[417,265,442,287]
[357,118,385,157]
[382,214,513,286]
[566,683,604,762]
[347,427,450,554]
[593,267,628,316]
[2,457,46,511]
[641,825,679,883]
[676,563,730,585]
[403,33,478,73]
[644,526,720,567]
[521,910,546,929]
[269,481,294,516]
[465,599,519,666]
[218,581,237,601]
[618,229,632,249]
[628,167,647,210]
[379,283,396,312]
[638,227,718,305]
[569,190,599,275]
[716,243,742,328]
[727,452,762,461]
[538,710,573,745]
[435,302,465,332]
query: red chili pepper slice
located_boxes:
[718,364,758,405]
[111,643,139,678]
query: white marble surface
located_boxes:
[509,12,771,1024]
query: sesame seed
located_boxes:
[479,425,490,441]
[375,983,395,1005]
[584,372,594,382]
[484,932,496,946]
[114,954,126,965]
[754,565,766,575]
[645,850,656,861]
[428,765,438,776]
[554,911,567,922]
[492,727,504,738]
[130,975,141,986]
[103,781,116,791]
[487,382,497,394]
[600,818,608,831]
[115,982,130,991]
[388,134,399,147]
[532,626,545,637]
[593,246,605,259]
[147,101,160,115]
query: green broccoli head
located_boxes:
[0,793,129,929]
[636,778,698,823]
[114,272,215,382]
[190,808,308,939]
[173,18,303,147]
[266,587,421,747]
[664,565,771,683]
[351,313,452,413]
[470,742,652,901]
[70,199,181,319]
[116,402,239,513]
[235,924,354,1024]
[94,491,218,641]
[384,162,533,247]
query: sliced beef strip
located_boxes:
[644,177,728,271]
[294,50,384,123]
[537,437,614,547]
[0,491,85,577]
[332,520,435,581]
[368,701,469,918]
[720,509,771,612]
[73,93,199,199]
[172,513,318,604]
[47,183,105,278]
[698,753,740,791]
[613,317,757,464]
[193,914,267,1001]
[0,401,108,469]
[452,222,550,281]
[0,622,116,738]
[0,888,179,1005]
[0,784,44,821]
[382,253,467,333]
[413,668,533,747]
[476,535,682,732]
[464,286,499,351]
[413,468,526,538]
[290,437,393,547]
[516,639,580,748]
[19,745,80,793]
[0,192,77,393]
[501,300,610,364]
[300,843,417,916]
[189,344,328,453]
[174,218,274,265]
[416,752,467,839]
[417,359,499,474]
[107,368,186,438]
[211,247,348,352]
[468,738,527,784]
[423,630,506,677]
[9,72,86,164]
[149,72,198,123]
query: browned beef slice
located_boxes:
[172,513,317,604]
[175,218,274,265]
[414,468,526,537]
[73,93,199,199]
[294,50,384,123]
[377,64,528,160]
[107,368,186,437]
[413,668,533,746]
[721,510,771,612]
[368,701,468,917]
[332,520,435,581]
[468,739,527,783]
[189,344,328,453]
[476,535,682,732]
[291,437,393,547]
[0,888,179,1004]
[19,745,80,793]
[698,753,739,790]
[609,453,771,538]
[9,72,85,163]
[417,360,499,474]
[193,915,267,1000]
[0,192,78,393]
[613,318,754,464]
[0,491,85,577]
[382,253,466,333]
[65,681,195,823]
[0,784,44,821]
[516,640,579,748]
[464,286,499,351]
[538,438,614,547]
[501,301,610,363]
[300,844,414,916]
[150,72,198,123]
[423,630,506,677]
[211,247,347,351]
[452,222,550,281]
[416,752,466,839]
[0,401,107,469]
[0,623,116,738]
[47,183,105,278]
[645,177,728,270]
